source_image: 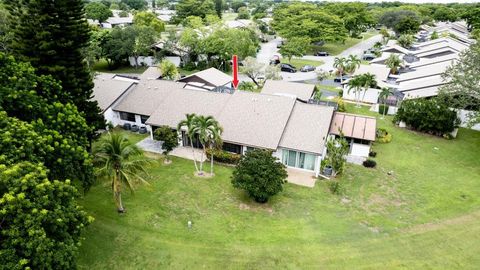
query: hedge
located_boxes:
[205,148,241,164]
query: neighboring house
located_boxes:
[261,80,315,102]
[92,73,138,126]
[342,64,394,104]
[398,75,448,99]
[178,67,233,90]
[102,16,134,28]
[329,112,376,161]
[225,19,253,29]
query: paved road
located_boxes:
[252,34,383,82]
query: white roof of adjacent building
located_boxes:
[399,75,448,92]
[261,80,315,101]
[279,102,334,154]
[397,61,454,83]
[92,74,136,113]
[353,64,391,82]
[381,45,411,55]
[106,16,133,25]
[225,19,253,28]
[408,53,459,68]
[178,68,232,87]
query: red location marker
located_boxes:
[232,55,239,89]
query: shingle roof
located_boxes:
[397,61,454,82]
[399,75,448,92]
[409,54,459,68]
[279,102,334,154]
[138,67,162,81]
[218,91,296,150]
[113,79,186,116]
[178,68,232,87]
[329,112,376,141]
[261,80,315,101]
[353,64,391,82]
[92,74,135,113]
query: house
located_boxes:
[93,67,377,178]
[261,80,315,102]
[102,16,134,28]
[92,73,138,126]
[178,67,233,90]
[329,112,376,162]
[342,64,394,104]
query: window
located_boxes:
[119,112,136,122]
[282,150,316,171]
[246,146,256,152]
[140,115,149,124]
[222,143,242,154]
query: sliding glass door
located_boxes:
[282,149,316,171]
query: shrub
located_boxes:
[369,151,377,157]
[376,128,392,143]
[363,159,377,168]
[327,180,344,195]
[379,104,389,115]
[335,97,346,112]
[394,98,459,136]
[205,148,241,164]
[153,126,179,161]
[238,81,257,91]
[231,149,287,203]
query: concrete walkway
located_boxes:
[137,138,163,154]
[286,168,317,188]
[170,146,207,162]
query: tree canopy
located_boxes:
[174,0,216,24]
[379,10,421,34]
[85,2,113,23]
[133,11,165,33]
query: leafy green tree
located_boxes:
[230,0,246,12]
[182,15,205,28]
[85,2,113,23]
[433,7,458,22]
[94,132,150,212]
[178,27,200,64]
[205,14,221,25]
[237,6,250,19]
[385,53,403,74]
[159,59,179,80]
[380,27,390,43]
[238,81,257,91]
[0,162,92,270]
[177,113,200,173]
[325,135,349,177]
[439,43,480,127]
[174,0,216,23]
[102,26,137,68]
[397,34,414,48]
[379,10,420,34]
[240,56,264,87]
[231,149,287,203]
[0,5,13,52]
[272,3,347,44]
[119,10,129,17]
[394,98,459,135]
[5,0,105,138]
[461,7,480,30]
[265,64,282,80]
[153,126,179,163]
[214,0,223,18]
[121,0,148,10]
[279,37,310,63]
[430,31,439,40]
[192,115,223,175]
[323,2,375,37]
[131,26,159,67]
[133,11,165,33]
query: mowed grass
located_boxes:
[92,59,147,74]
[310,31,379,56]
[281,58,324,68]
[78,108,480,269]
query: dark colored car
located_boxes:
[139,126,147,134]
[300,65,315,72]
[123,123,131,130]
[280,63,297,73]
[314,51,330,56]
[333,75,349,83]
[131,124,139,132]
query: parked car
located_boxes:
[300,65,315,72]
[363,53,376,61]
[131,124,139,132]
[314,51,330,56]
[333,75,349,83]
[280,63,297,73]
[123,123,131,130]
[139,126,147,134]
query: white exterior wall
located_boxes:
[128,56,157,67]
[164,56,181,67]
[110,111,152,132]
[458,109,480,131]
[342,86,381,104]
[350,143,370,157]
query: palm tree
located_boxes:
[379,87,393,119]
[208,125,223,176]
[347,76,364,107]
[333,57,347,84]
[94,132,150,213]
[359,73,377,104]
[177,113,200,173]
[346,54,361,75]
[385,54,403,74]
[191,115,223,175]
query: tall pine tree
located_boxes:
[5,0,104,142]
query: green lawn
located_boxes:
[282,58,324,68]
[92,59,147,74]
[309,31,379,56]
[78,110,480,269]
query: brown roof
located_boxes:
[92,74,136,113]
[329,112,376,141]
